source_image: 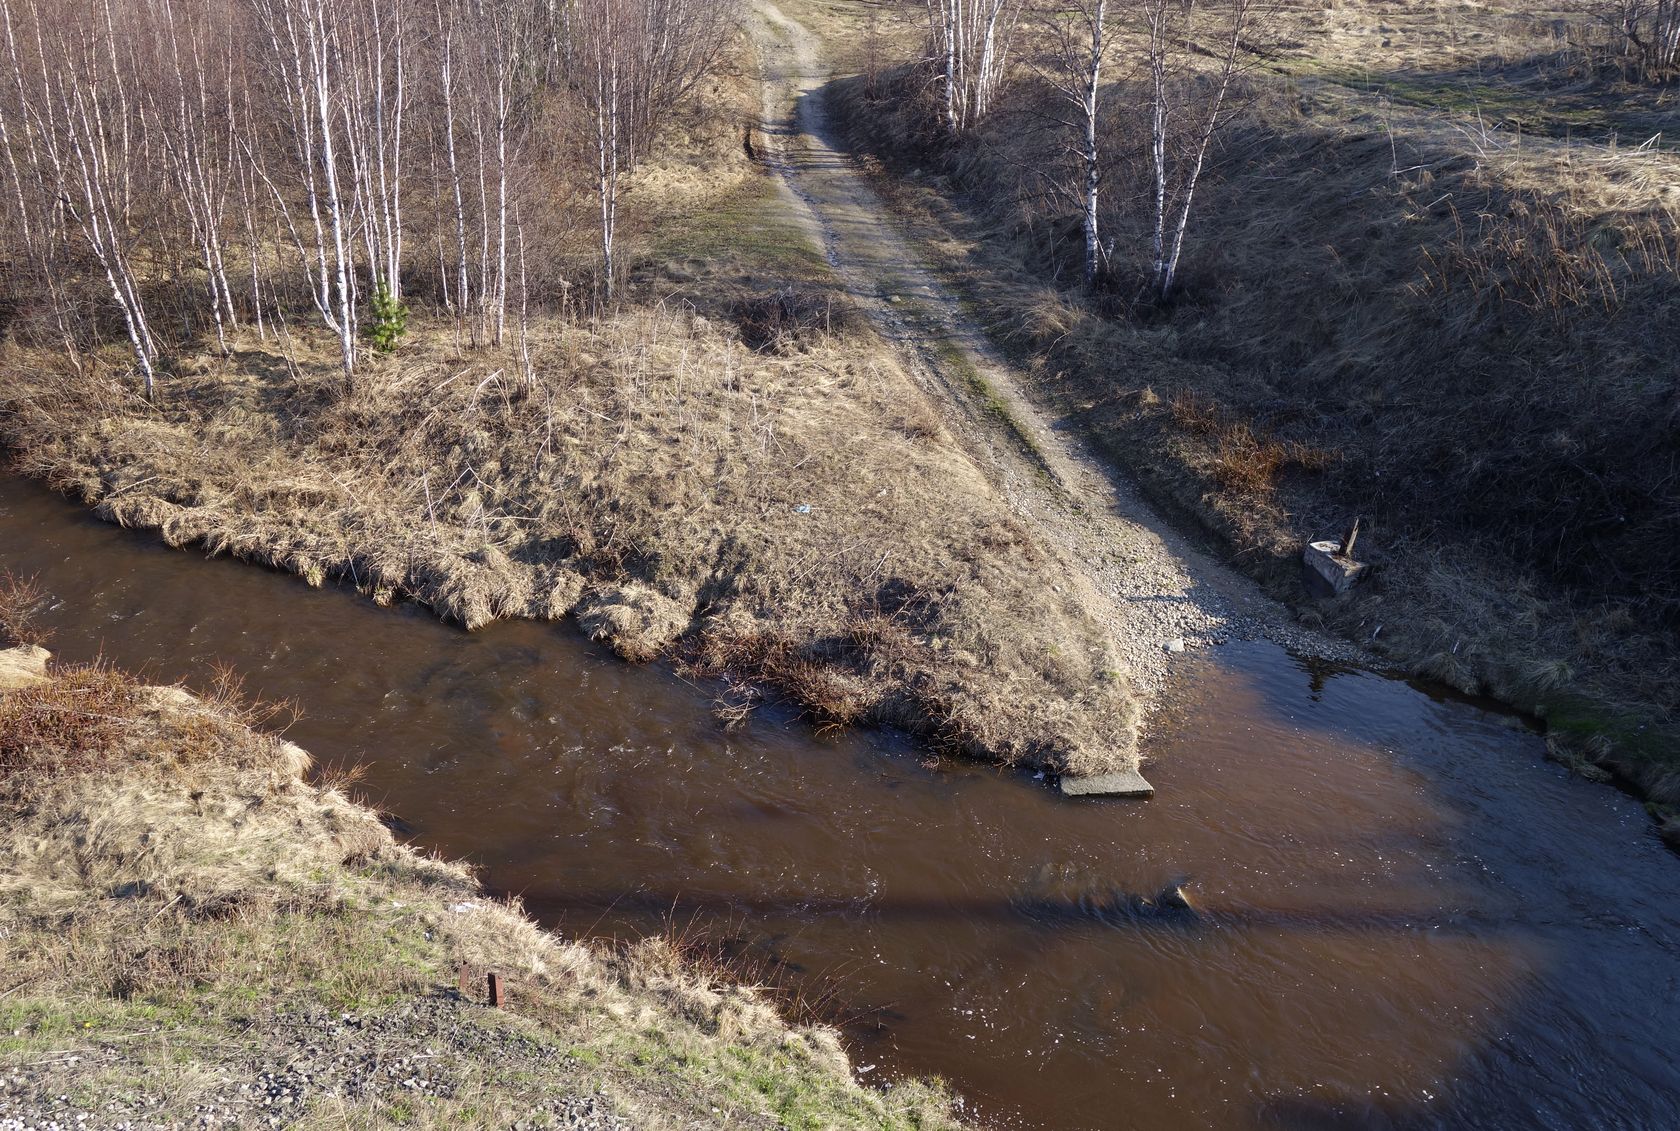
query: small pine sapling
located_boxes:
[366,282,410,354]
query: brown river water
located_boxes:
[2,474,1678,1131]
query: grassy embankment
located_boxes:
[0,31,1140,779]
[0,587,962,1127]
[799,0,1680,844]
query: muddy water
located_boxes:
[3,475,1678,1131]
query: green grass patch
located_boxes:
[650,172,829,283]
[923,324,1060,488]
[1543,694,1680,772]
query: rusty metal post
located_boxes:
[457,961,471,998]
[486,971,504,1008]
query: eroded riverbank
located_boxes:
[4,475,1678,1130]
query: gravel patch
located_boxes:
[0,999,631,1131]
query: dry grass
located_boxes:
[813,0,1680,819]
[0,302,1139,777]
[733,286,866,351]
[1168,393,1339,498]
[0,664,153,796]
[0,654,965,1128]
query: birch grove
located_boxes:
[924,0,1024,133]
[904,0,1279,299]
[0,0,735,393]
[1141,0,1266,301]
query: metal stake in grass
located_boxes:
[487,971,505,1008]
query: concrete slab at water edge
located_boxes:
[0,644,50,691]
[1060,769,1155,798]
[1303,541,1366,596]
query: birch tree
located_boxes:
[147,0,240,355]
[0,0,40,257]
[924,0,1023,133]
[1031,0,1110,287]
[339,0,408,305]
[1606,0,1680,78]
[1142,0,1268,302]
[573,0,625,300]
[432,0,471,326]
[252,0,359,381]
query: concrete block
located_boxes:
[1303,540,1365,596]
[1060,769,1155,798]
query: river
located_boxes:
[2,473,1676,1131]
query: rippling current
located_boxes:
[2,474,1677,1130]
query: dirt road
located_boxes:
[749,1,1352,749]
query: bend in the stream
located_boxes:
[2,474,1677,1131]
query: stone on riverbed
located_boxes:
[1155,883,1194,911]
[1060,768,1155,798]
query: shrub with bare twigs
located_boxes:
[0,569,48,648]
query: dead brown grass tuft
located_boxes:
[1169,393,1339,498]
[0,658,305,809]
[682,622,886,732]
[732,286,863,351]
[0,662,147,795]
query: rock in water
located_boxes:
[1156,883,1194,911]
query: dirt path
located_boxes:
[750,1,1356,742]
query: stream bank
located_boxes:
[786,0,1680,841]
[4,475,1679,1130]
[0,635,958,1130]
